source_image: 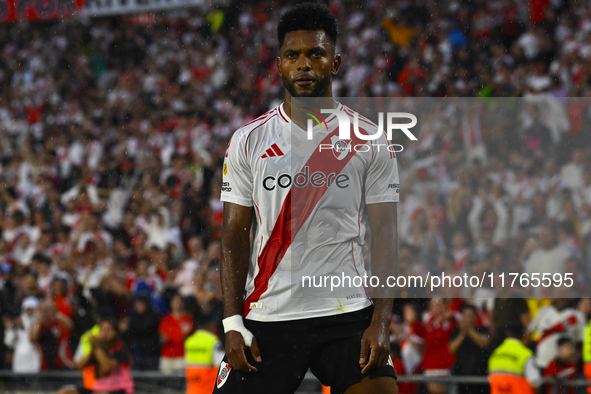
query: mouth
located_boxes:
[294,76,316,87]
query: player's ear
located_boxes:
[276,56,283,77]
[332,54,342,76]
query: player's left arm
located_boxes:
[360,202,398,374]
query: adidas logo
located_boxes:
[261,144,285,159]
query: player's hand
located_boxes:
[359,321,390,374]
[225,330,262,372]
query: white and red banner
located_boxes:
[82,0,202,17]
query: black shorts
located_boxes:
[212,306,397,394]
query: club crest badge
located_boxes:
[330,135,351,161]
[217,361,231,388]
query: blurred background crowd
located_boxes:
[1,0,591,392]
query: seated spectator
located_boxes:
[58,317,134,394]
[542,337,578,394]
[159,294,194,373]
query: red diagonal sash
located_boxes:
[243,124,368,316]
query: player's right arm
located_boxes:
[219,129,262,372]
[221,202,262,372]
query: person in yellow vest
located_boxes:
[75,325,101,391]
[185,321,225,394]
[583,319,591,393]
[488,321,542,394]
[56,324,101,393]
[56,324,101,394]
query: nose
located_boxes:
[296,55,311,71]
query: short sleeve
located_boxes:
[220,131,254,207]
[364,136,400,204]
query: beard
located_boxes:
[282,73,332,97]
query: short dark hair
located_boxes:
[460,303,477,314]
[277,2,338,48]
[504,321,525,339]
[557,337,572,348]
[32,253,52,266]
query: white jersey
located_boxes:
[221,103,400,322]
[528,305,586,368]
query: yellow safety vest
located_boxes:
[488,338,535,394]
[584,321,591,363]
[585,321,591,393]
[79,325,101,389]
[185,330,220,394]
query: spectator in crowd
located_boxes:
[523,223,572,297]
[542,337,578,394]
[449,303,491,394]
[31,253,54,296]
[528,296,586,369]
[58,317,134,394]
[158,294,194,373]
[3,297,41,372]
[30,298,74,370]
[124,294,161,370]
[51,276,74,321]
[173,236,202,296]
[422,297,457,394]
[395,302,424,377]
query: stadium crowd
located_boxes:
[1,0,591,393]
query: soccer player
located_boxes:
[215,3,399,394]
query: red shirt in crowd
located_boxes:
[53,295,74,320]
[422,314,457,370]
[543,359,577,394]
[158,314,194,358]
[37,319,73,370]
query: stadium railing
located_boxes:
[0,370,589,392]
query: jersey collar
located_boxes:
[279,101,344,126]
